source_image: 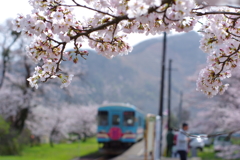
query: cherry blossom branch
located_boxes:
[193,3,240,11]
[47,37,65,45]
[232,37,240,42]
[73,38,88,59]
[56,42,66,72]
[164,13,180,22]
[58,2,116,18]
[111,23,118,44]
[173,127,240,139]
[215,45,240,77]
[195,11,240,16]
[70,6,163,40]
[15,0,240,94]
[70,15,129,40]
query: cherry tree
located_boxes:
[63,105,97,141]
[26,106,68,146]
[26,105,97,146]
[12,0,240,97]
[192,107,238,134]
[0,21,37,133]
[188,69,240,159]
[0,19,87,135]
[190,66,240,133]
[216,145,240,159]
[0,19,21,89]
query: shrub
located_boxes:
[0,116,21,155]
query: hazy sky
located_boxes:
[0,0,161,46]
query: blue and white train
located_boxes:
[97,103,145,149]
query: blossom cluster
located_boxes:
[196,6,240,97]
[12,0,240,97]
[13,0,81,88]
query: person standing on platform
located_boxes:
[166,128,174,157]
[176,123,189,160]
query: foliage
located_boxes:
[0,116,9,136]
[0,138,98,160]
[198,146,222,160]
[0,116,21,155]
[0,138,20,156]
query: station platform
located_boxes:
[112,140,202,160]
[112,140,145,160]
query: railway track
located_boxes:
[76,154,117,160]
[75,144,130,160]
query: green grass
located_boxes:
[198,146,222,160]
[0,138,99,160]
[199,145,240,160]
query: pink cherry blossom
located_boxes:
[11,0,240,96]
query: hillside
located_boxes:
[70,31,206,114]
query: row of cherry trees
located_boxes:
[26,105,97,146]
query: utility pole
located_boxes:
[167,59,172,130]
[159,32,167,157]
[178,91,183,128]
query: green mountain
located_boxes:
[74,31,206,114]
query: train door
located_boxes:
[123,111,135,127]
[121,111,137,142]
[136,115,144,141]
[109,112,122,140]
[98,111,109,127]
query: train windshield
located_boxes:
[124,111,135,126]
[98,111,108,126]
[112,115,120,125]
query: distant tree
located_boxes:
[25,105,97,146]
[65,106,97,141]
[0,20,34,134]
[191,68,240,133]
[0,19,21,89]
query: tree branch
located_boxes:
[173,127,240,139]
[57,0,116,18]
[195,11,240,16]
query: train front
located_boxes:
[96,104,144,152]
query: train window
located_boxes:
[98,111,108,126]
[124,111,135,126]
[112,115,120,125]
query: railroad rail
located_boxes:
[73,153,117,160]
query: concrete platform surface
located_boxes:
[112,140,144,160]
[112,140,202,160]
[161,158,201,160]
[113,157,201,160]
